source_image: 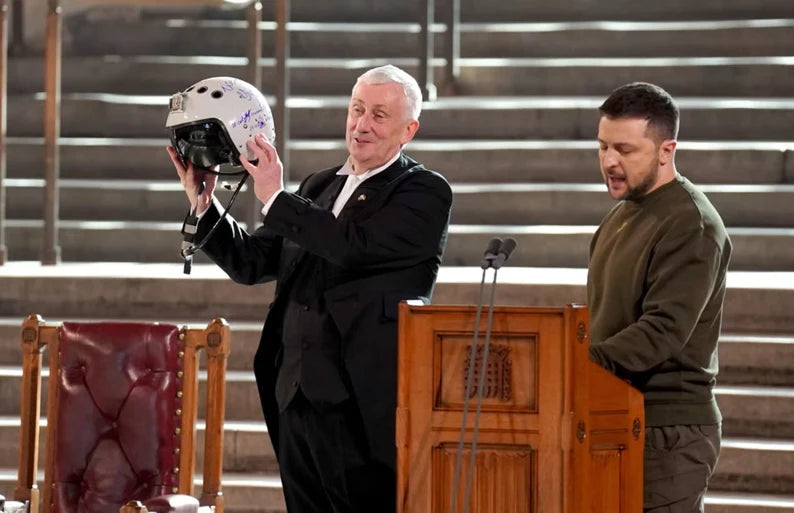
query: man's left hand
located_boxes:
[240,133,284,204]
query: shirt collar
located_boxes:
[336,149,402,181]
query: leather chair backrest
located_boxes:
[52,322,184,513]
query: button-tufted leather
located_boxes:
[52,322,183,513]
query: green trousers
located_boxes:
[643,424,721,513]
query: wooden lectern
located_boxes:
[396,303,644,513]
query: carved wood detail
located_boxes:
[464,344,512,402]
[434,333,537,412]
[433,443,535,513]
[589,450,623,513]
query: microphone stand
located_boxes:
[450,238,517,513]
[448,238,501,513]
[462,267,499,513]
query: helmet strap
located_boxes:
[179,173,250,275]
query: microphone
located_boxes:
[480,237,503,269]
[492,237,517,270]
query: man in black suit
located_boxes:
[168,65,452,513]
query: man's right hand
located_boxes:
[167,146,218,216]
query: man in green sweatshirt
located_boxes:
[587,82,732,513]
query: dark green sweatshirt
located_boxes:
[588,173,732,426]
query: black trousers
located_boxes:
[277,391,396,513]
[643,424,721,513]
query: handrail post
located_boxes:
[42,0,61,265]
[0,0,8,265]
[274,0,290,185]
[442,0,459,95]
[418,0,436,101]
[245,1,262,230]
[9,0,21,55]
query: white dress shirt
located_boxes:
[261,150,402,218]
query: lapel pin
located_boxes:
[357,194,367,201]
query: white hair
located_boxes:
[354,64,422,121]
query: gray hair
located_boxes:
[354,64,423,121]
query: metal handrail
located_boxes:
[10,0,21,54]
[419,0,460,100]
[274,0,290,186]
[245,1,263,230]
[0,0,8,265]
[443,0,460,94]
[418,0,436,101]
[42,0,61,265]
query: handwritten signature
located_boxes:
[231,108,267,129]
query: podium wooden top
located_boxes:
[399,301,587,315]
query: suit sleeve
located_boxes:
[589,226,725,374]
[191,196,283,286]
[263,171,453,271]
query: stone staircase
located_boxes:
[1,266,794,512]
[2,1,794,512]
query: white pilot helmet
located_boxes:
[165,76,276,172]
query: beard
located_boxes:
[604,156,660,201]
[625,157,660,201]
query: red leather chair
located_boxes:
[6,316,230,513]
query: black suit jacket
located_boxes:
[195,153,452,468]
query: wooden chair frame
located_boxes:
[13,315,231,513]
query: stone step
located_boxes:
[0,410,792,495]
[6,179,794,228]
[719,335,794,386]
[8,56,794,97]
[712,438,794,495]
[2,319,793,386]
[451,57,794,97]
[1,426,794,508]
[2,462,794,513]
[0,467,287,513]
[0,368,259,422]
[6,137,794,186]
[0,418,276,476]
[717,386,794,439]
[1,369,792,437]
[705,492,794,513]
[62,18,794,58]
[4,178,250,223]
[125,1,794,23]
[10,94,794,141]
[2,220,196,265]
[0,318,262,370]
[449,183,794,227]
[1,265,793,333]
[2,222,794,271]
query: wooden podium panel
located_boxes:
[396,303,644,513]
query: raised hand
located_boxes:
[167,146,218,216]
[239,133,284,204]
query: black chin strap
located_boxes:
[180,173,250,275]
